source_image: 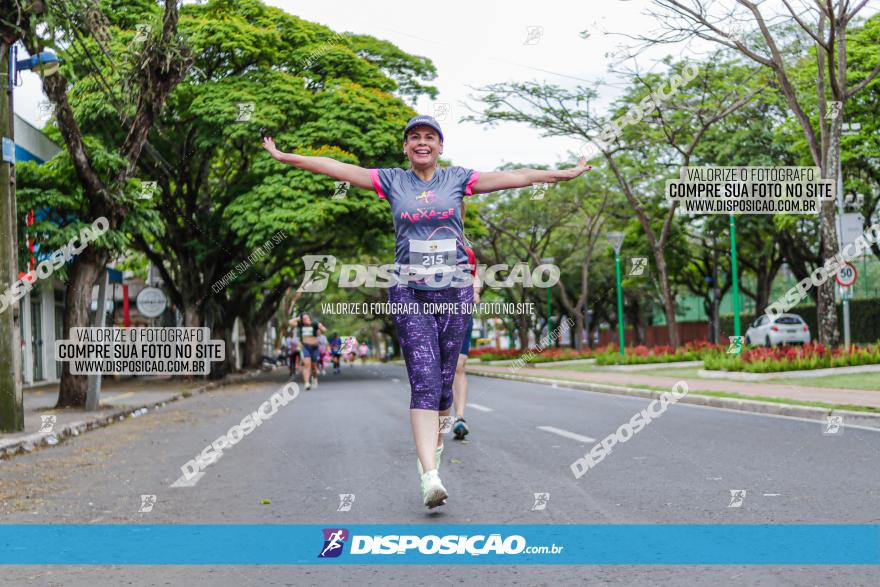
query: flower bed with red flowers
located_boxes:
[703,342,880,372]
[595,341,724,365]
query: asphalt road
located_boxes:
[1,363,878,585]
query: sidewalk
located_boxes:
[0,371,267,459]
[469,364,880,409]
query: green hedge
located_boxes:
[721,298,880,344]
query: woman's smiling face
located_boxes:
[404,125,443,167]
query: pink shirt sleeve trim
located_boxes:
[369,168,387,199]
[465,171,481,196]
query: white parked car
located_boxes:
[745,314,811,347]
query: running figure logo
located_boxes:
[318,528,349,558]
[530,183,548,200]
[531,492,550,511]
[337,494,355,512]
[37,100,55,122]
[236,102,255,122]
[333,181,349,199]
[133,23,151,43]
[727,336,744,355]
[728,489,746,508]
[823,415,843,435]
[138,494,157,513]
[39,414,57,433]
[827,101,842,120]
[433,103,450,121]
[415,189,436,205]
[139,181,157,200]
[298,255,337,293]
[629,257,648,276]
[523,25,544,45]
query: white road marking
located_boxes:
[466,403,493,412]
[763,493,781,497]
[537,426,596,443]
[170,472,204,488]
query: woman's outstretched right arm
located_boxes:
[262,136,374,190]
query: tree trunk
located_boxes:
[56,247,108,408]
[184,304,200,328]
[517,312,530,349]
[243,321,267,368]
[626,299,646,345]
[817,180,841,345]
[653,248,680,347]
[222,320,236,374]
[208,318,228,380]
[573,312,585,350]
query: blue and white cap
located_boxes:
[404,115,444,142]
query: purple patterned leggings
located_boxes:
[389,284,473,411]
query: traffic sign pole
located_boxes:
[86,270,109,411]
[836,156,850,348]
[835,261,857,347]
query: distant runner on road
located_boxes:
[329,333,343,374]
[289,313,326,390]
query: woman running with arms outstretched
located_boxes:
[262,115,590,509]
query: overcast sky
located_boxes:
[19,0,869,172]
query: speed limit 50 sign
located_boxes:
[835,262,858,287]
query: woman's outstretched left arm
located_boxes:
[470,157,592,195]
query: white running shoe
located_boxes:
[420,469,448,509]
[312,377,318,389]
[305,381,311,390]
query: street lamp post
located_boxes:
[607,232,625,356]
[1,46,60,432]
[541,257,555,347]
[729,215,741,343]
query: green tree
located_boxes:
[17,0,189,406]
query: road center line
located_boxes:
[537,426,596,443]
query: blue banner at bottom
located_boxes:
[1,525,878,564]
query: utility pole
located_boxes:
[0,40,23,431]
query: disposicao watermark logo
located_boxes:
[765,222,880,319]
[0,216,109,314]
[297,255,561,292]
[173,383,299,484]
[138,494,157,513]
[823,415,844,435]
[570,381,688,479]
[728,490,746,508]
[319,528,349,558]
[531,493,549,511]
[315,528,564,558]
[337,494,355,512]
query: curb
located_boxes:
[468,368,880,431]
[0,369,272,460]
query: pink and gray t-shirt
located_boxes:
[370,165,480,290]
